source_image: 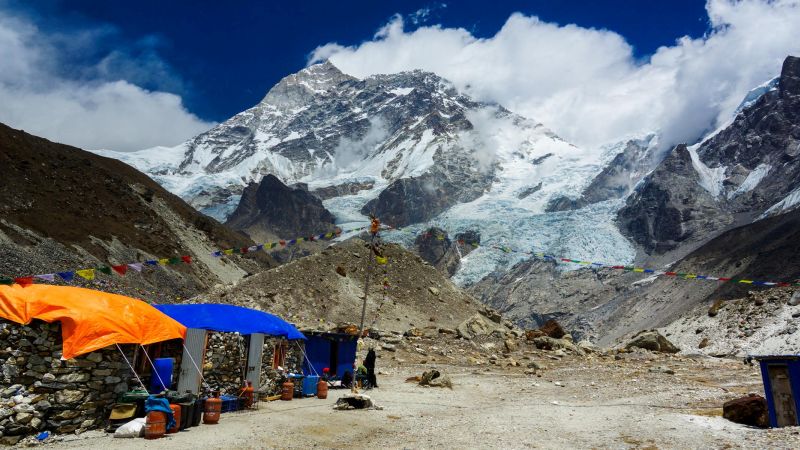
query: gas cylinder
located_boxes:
[241,381,254,408]
[281,380,294,401]
[167,404,181,433]
[317,379,328,399]
[144,411,166,439]
[203,393,222,425]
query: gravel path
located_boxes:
[46,356,800,449]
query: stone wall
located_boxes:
[0,319,135,444]
[202,332,245,395]
[258,338,304,396]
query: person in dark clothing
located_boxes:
[364,348,378,388]
[341,370,353,389]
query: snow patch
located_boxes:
[762,185,800,217]
[687,146,726,197]
[390,87,414,96]
[729,163,770,199]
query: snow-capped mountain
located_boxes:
[618,56,800,258]
[99,61,648,283]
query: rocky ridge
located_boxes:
[619,56,800,260]
[0,123,273,303]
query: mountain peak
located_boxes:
[261,60,356,109]
[779,55,800,98]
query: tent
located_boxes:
[153,304,305,340]
[302,331,358,378]
[153,303,304,394]
[0,285,187,359]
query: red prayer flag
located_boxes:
[279,240,286,246]
[241,247,249,254]
[14,277,35,287]
[181,255,192,264]
[665,272,677,276]
[111,265,128,276]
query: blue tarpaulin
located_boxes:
[153,304,305,340]
[302,332,357,378]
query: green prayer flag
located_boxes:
[97,266,112,275]
[168,257,181,265]
[0,278,13,285]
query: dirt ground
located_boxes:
[46,354,800,449]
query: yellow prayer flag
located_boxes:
[223,249,234,255]
[633,268,645,273]
[76,269,95,281]
[158,258,169,265]
[376,256,388,265]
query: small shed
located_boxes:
[154,304,305,394]
[302,331,358,378]
[752,355,800,427]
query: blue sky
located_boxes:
[6,1,710,121]
[0,0,798,151]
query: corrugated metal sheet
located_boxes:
[177,328,207,394]
[246,333,265,391]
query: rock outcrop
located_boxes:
[624,330,680,353]
[226,174,336,240]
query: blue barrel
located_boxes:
[302,376,319,397]
[149,358,173,392]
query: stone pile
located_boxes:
[0,319,133,444]
[202,332,246,395]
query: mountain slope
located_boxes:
[100,61,639,283]
[618,55,800,261]
[0,123,272,301]
[197,238,487,334]
[470,57,800,343]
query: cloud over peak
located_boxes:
[0,8,213,151]
[310,0,800,151]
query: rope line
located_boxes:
[115,343,147,391]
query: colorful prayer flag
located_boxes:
[223,249,234,255]
[76,269,95,281]
[97,266,112,275]
[34,274,56,282]
[376,256,388,265]
[181,255,192,264]
[112,265,128,276]
[168,257,181,264]
[14,277,34,287]
[57,272,75,282]
[127,263,143,272]
[0,278,14,285]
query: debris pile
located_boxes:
[333,393,382,410]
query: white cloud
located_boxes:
[309,0,800,152]
[0,9,213,151]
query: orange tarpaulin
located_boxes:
[0,285,186,359]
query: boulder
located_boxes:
[789,291,800,306]
[625,331,680,353]
[723,394,769,428]
[538,319,566,339]
[456,314,502,340]
[503,339,518,353]
[532,337,584,355]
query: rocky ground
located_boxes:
[199,238,486,334]
[663,288,800,356]
[42,343,800,449]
